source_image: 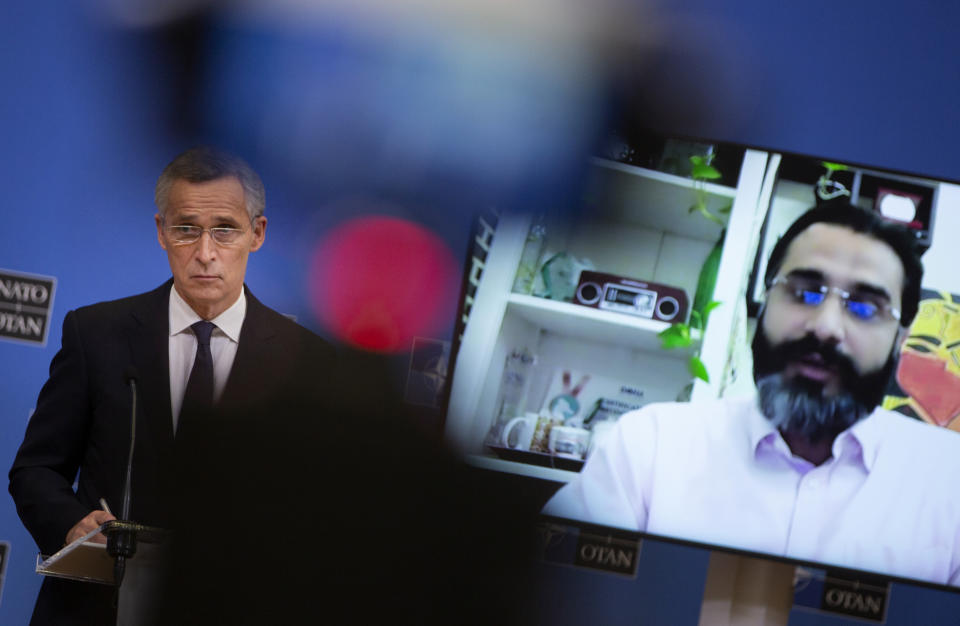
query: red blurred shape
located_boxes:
[310,215,459,353]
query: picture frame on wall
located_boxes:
[883,287,960,433]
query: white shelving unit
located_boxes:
[586,157,738,241]
[466,455,579,483]
[445,148,777,482]
[506,293,701,357]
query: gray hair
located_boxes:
[155,146,265,220]
[756,373,868,443]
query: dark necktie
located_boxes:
[179,320,216,435]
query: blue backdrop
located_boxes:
[2,1,960,624]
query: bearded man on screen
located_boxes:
[544,201,960,587]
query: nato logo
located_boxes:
[0,269,57,346]
[537,521,642,578]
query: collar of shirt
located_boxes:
[169,285,246,342]
[744,394,873,473]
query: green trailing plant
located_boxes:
[658,300,721,383]
[691,231,724,324]
[658,232,725,383]
[658,155,731,384]
[688,154,732,226]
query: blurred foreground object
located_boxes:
[162,349,540,625]
[310,215,459,353]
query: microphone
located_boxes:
[107,367,139,587]
[121,367,137,522]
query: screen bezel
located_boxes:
[441,130,960,594]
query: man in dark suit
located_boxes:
[8,147,334,624]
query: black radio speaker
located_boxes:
[574,271,689,323]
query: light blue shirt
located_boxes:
[543,395,960,586]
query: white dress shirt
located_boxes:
[543,395,960,587]
[168,286,246,432]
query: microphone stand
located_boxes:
[106,369,139,587]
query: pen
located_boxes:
[99,498,112,516]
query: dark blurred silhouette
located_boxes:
[161,348,541,625]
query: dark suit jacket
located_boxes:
[8,279,335,625]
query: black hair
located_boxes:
[763,200,923,326]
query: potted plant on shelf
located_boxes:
[816,161,851,201]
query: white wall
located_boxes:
[918,183,960,292]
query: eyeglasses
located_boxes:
[163,223,249,246]
[767,275,901,322]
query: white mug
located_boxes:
[501,413,538,450]
[548,425,591,459]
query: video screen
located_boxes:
[443,132,960,590]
